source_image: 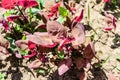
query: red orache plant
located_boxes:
[26,20,86,75]
[0,0,97,79]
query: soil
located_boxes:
[0,0,120,80]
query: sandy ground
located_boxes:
[0,0,120,80]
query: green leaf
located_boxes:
[31,8,40,14]
[116,66,120,71]
[58,7,69,18]
[58,53,64,60]
[3,10,15,18]
[55,48,65,60]
[6,36,16,52]
[36,69,46,75]
[101,56,110,66]
[0,73,5,80]
[18,48,29,56]
[112,0,117,5]
[22,34,26,40]
[37,0,45,9]
[57,16,66,23]
[101,56,110,65]
[57,51,64,60]
[15,25,23,33]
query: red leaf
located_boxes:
[104,0,110,3]
[73,9,84,23]
[28,41,36,50]
[104,27,113,31]
[38,24,46,29]
[1,0,17,9]
[112,17,117,29]
[18,0,38,8]
[47,3,60,18]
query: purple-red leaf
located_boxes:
[18,0,38,8]
[27,32,57,48]
[103,27,113,31]
[83,42,95,59]
[15,40,28,50]
[1,20,9,31]
[7,15,20,22]
[28,59,42,69]
[104,12,117,31]
[47,21,67,43]
[58,58,72,75]
[71,23,85,47]
[14,49,22,58]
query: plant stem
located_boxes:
[17,6,29,23]
[29,8,32,23]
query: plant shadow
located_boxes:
[111,33,120,49]
[47,63,108,80]
[0,54,36,80]
[47,66,81,80]
[103,3,120,19]
[89,63,108,80]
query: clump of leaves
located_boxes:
[0,0,103,79]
